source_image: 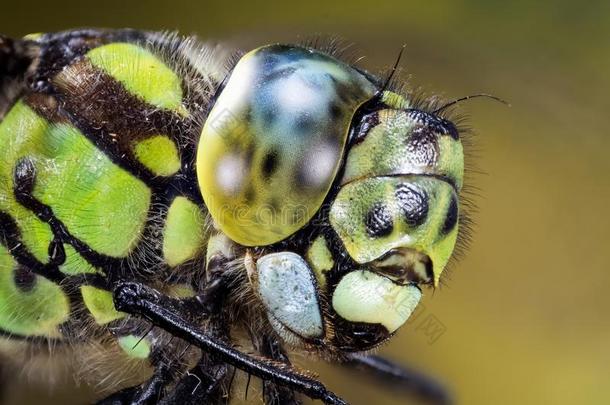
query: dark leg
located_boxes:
[158,359,228,405]
[96,357,172,405]
[344,353,452,405]
[257,336,302,405]
[113,282,346,405]
[97,353,230,405]
[96,386,139,405]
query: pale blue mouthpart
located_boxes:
[256,251,324,339]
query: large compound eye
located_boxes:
[197,45,376,246]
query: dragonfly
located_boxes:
[0,28,468,404]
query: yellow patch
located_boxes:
[205,233,234,265]
[87,43,186,114]
[0,245,69,337]
[306,236,334,287]
[60,245,101,276]
[332,270,421,333]
[1,103,150,260]
[133,135,181,177]
[0,101,55,264]
[81,286,125,325]
[381,91,410,109]
[31,124,151,258]
[118,335,151,360]
[163,197,207,267]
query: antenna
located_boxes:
[379,44,406,93]
[432,93,510,114]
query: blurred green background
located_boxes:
[1,0,609,404]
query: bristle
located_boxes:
[445,122,482,286]
[143,31,237,170]
[0,338,73,389]
[299,35,363,67]
[73,338,152,394]
[386,88,485,287]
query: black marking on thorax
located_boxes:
[28,29,205,204]
[12,29,216,290]
[30,29,149,93]
[13,158,119,270]
[0,29,223,343]
[0,210,108,290]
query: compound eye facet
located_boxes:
[197,45,376,246]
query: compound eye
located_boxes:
[197,45,376,246]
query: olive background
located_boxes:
[1,0,609,404]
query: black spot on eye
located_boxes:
[14,265,36,292]
[329,103,342,119]
[261,150,278,180]
[270,197,281,212]
[395,183,429,227]
[264,66,297,82]
[441,194,459,235]
[365,203,394,238]
[244,186,256,204]
[295,113,315,134]
[263,109,274,126]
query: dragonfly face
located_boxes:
[198,45,464,352]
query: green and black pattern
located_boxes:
[0,29,466,405]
